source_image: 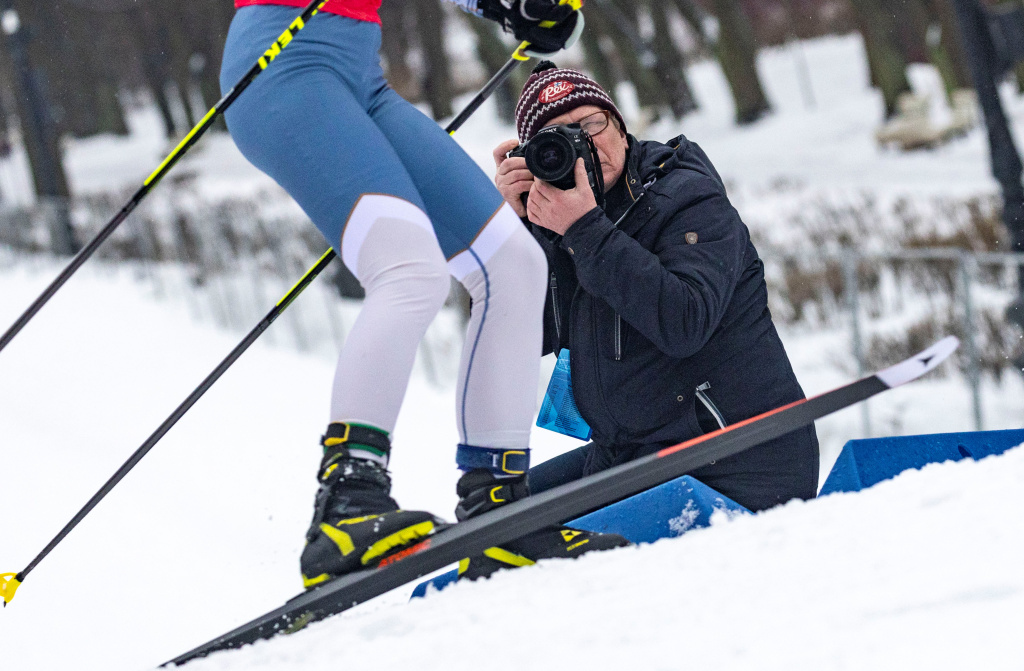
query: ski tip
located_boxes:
[876,336,960,388]
[1,572,21,607]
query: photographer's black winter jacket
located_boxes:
[529,134,819,511]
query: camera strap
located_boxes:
[585,134,606,209]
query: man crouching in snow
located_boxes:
[493,62,819,512]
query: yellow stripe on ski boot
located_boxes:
[334,514,382,526]
[302,573,332,589]
[361,521,435,565]
[319,524,355,556]
[1,573,21,606]
[457,558,471,575]
[482,547,535,568]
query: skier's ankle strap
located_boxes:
[456,444,531,476]
[321,422,391,459]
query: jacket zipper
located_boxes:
[607,190,650,363]
[550,272,562,343]
[695,381,726,430]
[614,313,622,361]
[583,294,623,438]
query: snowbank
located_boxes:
[186,442,1024,671]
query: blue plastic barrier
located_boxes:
[820,428,1024,496]
[410,475,749,598]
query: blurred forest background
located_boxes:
[0,0,993,211]
[1,0,1022,403]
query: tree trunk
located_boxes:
[183,0,232,130]
[379,1,418,101]
[48,3,129,138]
[711,0,772,124]
[579,14,623,110]
[415,0,454,120]
[848,0,912,118]
[587,1,666,112]
[1,0,76,253]
[460,13,522,126]
[928,0,972,88]
[902,0,971,101]
[128,4,178,137]
[646,0,699,118]
[670,0,713,54]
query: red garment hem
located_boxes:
[234,0,381,25]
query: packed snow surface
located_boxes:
[191,446,1024,671]
[1,32,1023,670]
[1,262,1022,671]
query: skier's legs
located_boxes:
[220,5,626,583]
[222,8,451,584]
[220,8,450,440]
[365,86,548,452]
[329,199,451,436]
[451,218,547,449]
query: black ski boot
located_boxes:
[454,468,630,580]
[300,423,442,589]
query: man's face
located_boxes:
[541,104,628,192]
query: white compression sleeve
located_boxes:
[449,204,548,449]
[330,195,451,435]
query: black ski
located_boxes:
[166,336,958,667]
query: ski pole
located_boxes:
[0,0,581,358]
[0,10,587,604]
[0,0,331,358]
[445,0,588,135]
[0,249,335,607]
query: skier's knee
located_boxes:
[505,224,548,303]
[476,221,547,309]
[362,247,450,320]
[342,197,451,319]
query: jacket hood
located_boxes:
[621,134,728,198]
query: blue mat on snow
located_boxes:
[410,475,749,598]
[820,428,1024,496]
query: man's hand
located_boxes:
[493,138,534,218]
[527,158,597,236]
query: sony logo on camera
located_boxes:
[538,81,575,104]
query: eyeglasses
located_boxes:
[543,110,613,137]
[578,110,612,137]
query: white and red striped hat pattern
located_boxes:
[515,61,626,143]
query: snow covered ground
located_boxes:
[1,32,1023,671]
[1,256,1022,671]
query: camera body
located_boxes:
[507,123,605,200]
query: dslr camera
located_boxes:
[507,123,605,201]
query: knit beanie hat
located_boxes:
[515,61,626,143]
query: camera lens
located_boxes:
[525,132,575,183]
[537,145,567,172]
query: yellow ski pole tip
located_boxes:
[1,573,22,606]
